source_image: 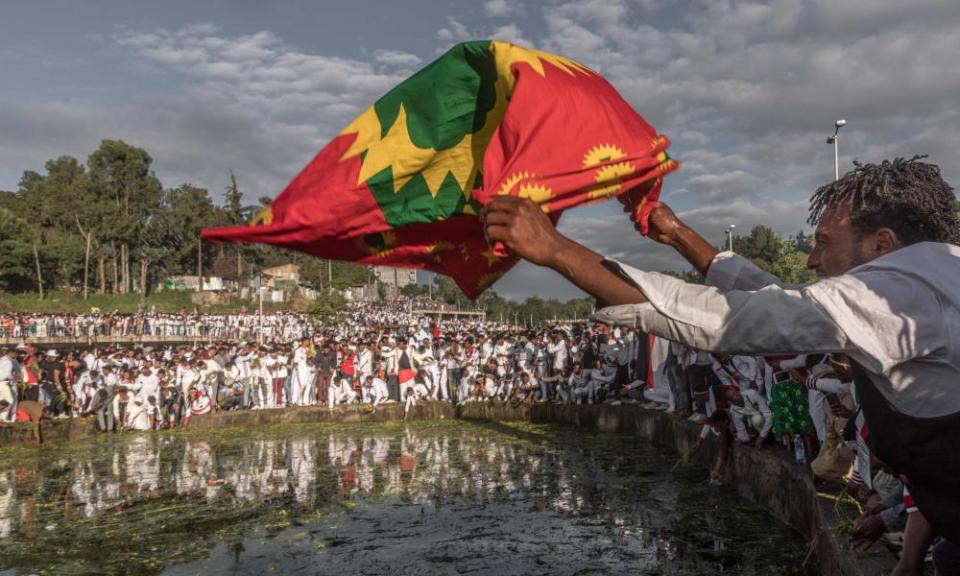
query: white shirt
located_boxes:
[729,388,773,442]
[136,373,160,401]
[0,356,19,383]
[594,242,960,418]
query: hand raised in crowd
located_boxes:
[617,197,718,275]
[618,198,684,245]
[481,196,568,267]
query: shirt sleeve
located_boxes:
[592,259,851,356]
[704,251,788,291]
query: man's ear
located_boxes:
[871,228,901,257]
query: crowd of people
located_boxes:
[0,302,900,510]
[0,310,317,342]
[0,302,942,571]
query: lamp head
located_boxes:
[835,119,847,128]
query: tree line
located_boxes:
[0,139,368,301]
[5,139,953,313]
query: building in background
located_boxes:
[372,266,416,289]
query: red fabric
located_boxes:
[15,409,30,422]
[340,353,356,376]
[398,368,415,384]
[201,48,676,299]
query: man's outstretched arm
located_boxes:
[481,196,646,307]
[619,199,718,276]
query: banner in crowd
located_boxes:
[202,40,679,298]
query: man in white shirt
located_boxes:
[292,338,314,406]
[723,386,773,447]
[711,354,762,391]
[0,349,20,423]
[483,157,960,568]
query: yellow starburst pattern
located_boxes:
[481,247,500,266]
[517,183,554,211]
[491,41,593,92]
[582,144,626,168]
[496,172,552,212]
[426,241,455,263]
[477,270,506,290]
[497,171,536,195]
[590,161,635,199]
[354,231,397,259]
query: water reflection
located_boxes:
[0,422,810,576]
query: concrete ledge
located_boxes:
[0,402,454,446]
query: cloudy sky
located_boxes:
[2,0,958,299]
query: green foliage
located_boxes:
[732,225,816,285]
[308,290,347,320]
[400,283,429,298]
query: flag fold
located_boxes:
[202,40,678,298]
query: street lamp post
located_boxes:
[826,119,847,181]
[257,273,264,345]
[725,224,736,252]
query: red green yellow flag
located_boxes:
[201,40,679,298]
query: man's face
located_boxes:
[807,205,870,278]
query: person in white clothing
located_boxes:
[0,349,20,423]
[723,386,773,447]
[292,339,314,406]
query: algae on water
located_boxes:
[0,420,812,576]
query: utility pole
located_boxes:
[826,119,847,181]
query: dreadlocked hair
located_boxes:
[807,155,960,246]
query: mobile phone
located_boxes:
[774,370,791,385]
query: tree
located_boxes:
[87,140,163,295]
[733,225,780,264]
[153,184,220,279]
[0,208,40,293]
[309,290,347,320]
[769,237,816,285]
[400,283,428,298]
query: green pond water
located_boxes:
[0,420,813,575]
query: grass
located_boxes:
[0,290,299,314]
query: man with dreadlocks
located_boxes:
[483,156,960,575]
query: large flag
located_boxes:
[202,40,678,299]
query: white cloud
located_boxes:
[4,2,960,301]
[373,49,422,69]
[484,0,520,18]
[91,25,415,200]
[435,17,532,51]
[435,18,471,43]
